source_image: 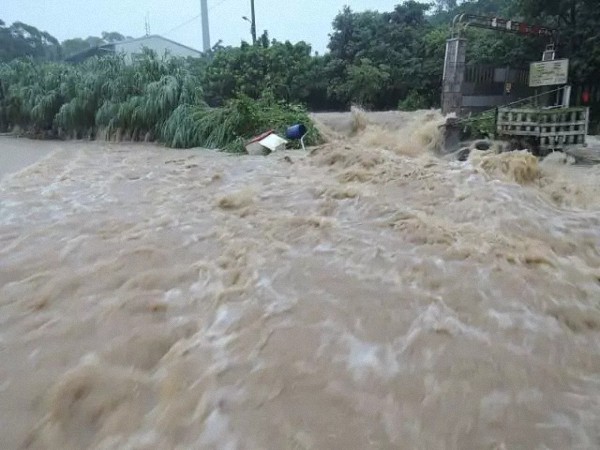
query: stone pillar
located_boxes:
[442,38,467,117]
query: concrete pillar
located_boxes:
[201,0,211,52]
[442,117,462,154]
[442,38,467,117]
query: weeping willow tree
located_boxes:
[0,50,320,150]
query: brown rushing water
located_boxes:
[1,111,600,449]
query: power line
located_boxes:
[163,13,203,36]
[209,0,232,11]
[162,0,231,38]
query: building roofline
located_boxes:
[64,35,202,63]
[116,35,203,55]
[64,44,115,62]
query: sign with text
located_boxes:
[529,59,569,87]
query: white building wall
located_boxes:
[114,36,202,62]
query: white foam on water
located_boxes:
[198,410,237,450]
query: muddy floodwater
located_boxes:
[1,111,600,449]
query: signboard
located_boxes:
[529,59,569,87]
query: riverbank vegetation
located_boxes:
[0,53,318,150]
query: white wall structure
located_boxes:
[114,35,203,62]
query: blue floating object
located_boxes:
[285,124,307,140]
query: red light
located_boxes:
[582,91,590,104]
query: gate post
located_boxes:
[442,37,467,116]
[442,117,461,153]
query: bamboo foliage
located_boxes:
[0,51,320,150]
[0,51,204,140]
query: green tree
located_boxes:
[434,0,460,13]
[332,58,390,108]
[429,0,552,68]
[326,1,438,109]
[85,36,106,48]
[62,32,132,58]
[517,0,600,84]
[61,38,90,57]
[200,40,318,107]
[101,31,126,43]
[0,20,61,61]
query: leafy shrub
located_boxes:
[461,111,496,140]
[398,90,429,111]
[162,93,321,152]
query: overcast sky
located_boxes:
[2,0,414,54]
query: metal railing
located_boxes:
[454,85,571,126]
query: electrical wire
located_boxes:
[162,13,202,36]
[209,0,233,11]
[161,0,233,36]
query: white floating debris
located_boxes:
[245,130,288,155]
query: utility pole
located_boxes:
[201,0,211,52]
[250,0,257,45]
[145,13,151,36]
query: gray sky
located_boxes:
[2,0,413,54]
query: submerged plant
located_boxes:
[161,93,321,152]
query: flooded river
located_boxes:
[1,111,600,449]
